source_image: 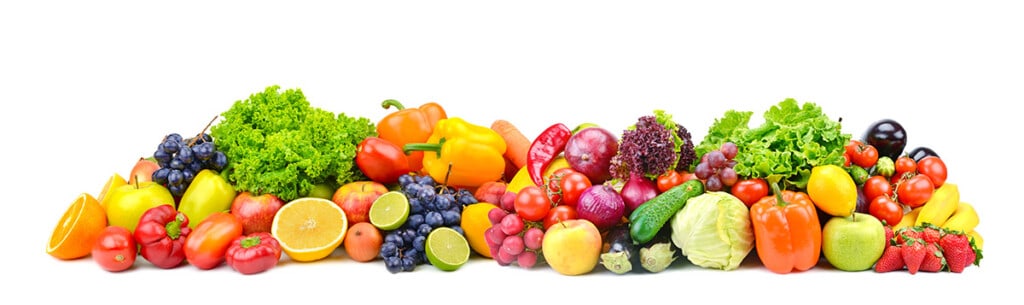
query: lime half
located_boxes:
[369,191,410,231]
[425,227,470,271]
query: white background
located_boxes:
[2,0,1021,303]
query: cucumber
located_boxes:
[629,180,704,244]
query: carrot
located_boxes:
[491,119,531,169]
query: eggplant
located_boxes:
[862,119,907,160]
[600,224,638,274]
[639,226,677,273]
[907,147,940,162]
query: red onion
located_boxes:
[576,185,625,231]
[621,172,658,214]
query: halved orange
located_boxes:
[47,193,108,260]
[271,197,348,262]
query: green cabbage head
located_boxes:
[670,191,754,270]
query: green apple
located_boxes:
[178,169,237,229]
[572,123,599,134]
[307,182,338,200]
[105,181,175,233]
[822,212,886,271]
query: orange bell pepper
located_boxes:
[749,184,821,274]
[377,99,447,172]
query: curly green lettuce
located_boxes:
[695,98,850,189]
[211,85,376,201]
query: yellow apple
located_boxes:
[105,181,175,233]
[542,219,602,275]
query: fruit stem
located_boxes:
[188,116,219,147]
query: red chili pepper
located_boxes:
[225,232,282,275]
[133,205,191,269]
[527,123,572,186]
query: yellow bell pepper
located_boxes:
[404,117,506,188]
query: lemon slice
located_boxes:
[369,191,409,231]
[425,227,470,271]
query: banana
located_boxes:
[915,183,959,227]
[894,207,922,231]
[968,230,984,251]
[942,202,979,233]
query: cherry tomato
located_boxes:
[92,226,137,272]
[730,178,769,208]
[185,212,244,270]
[545,168,574,204]
[514,186,551,222]
[868,196,904,226]
[844,139,862,156]
[916,156,947,187]
[862,175,893,202]
[895,156,917,176]
[543,205,578,230]
[896,174,934,208]
[842,153,851,167]
[850,143,880,168]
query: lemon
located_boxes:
[369,191,409,231]
[807,164,857,217]
[425,227,470,271]
[461,202,498,258]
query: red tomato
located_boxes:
[916,156,947,187]
[895,156,917,176]
[185,212,244,270]
[92,226,137,272]
[543,205,578,230]
[850,144,880,168]
[514,186,551,222]
[844,140,862,156]
[863,175,893,202]
[545,168,573,204]
[896,174,934,208]
[730,178,769,208]
[558,172,591,207]
[869,196,903,226]
[657,171,684,193]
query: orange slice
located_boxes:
[47,193,108,260]
[271,197,348,262]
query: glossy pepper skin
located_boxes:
[355,137,411,184]
[527,123,572,187]
[184,212,244,270]
[225,232,282,275]
[376,99,447,173]
[404,117,506,188]
[134,205,191,269]
[749,184,821,274]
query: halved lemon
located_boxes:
[47,193,108,260]
[271,197,348,262]
[97,173,127,206]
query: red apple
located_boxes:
[128,158,160,185]
[332,181,388,225]
[230,192,285,235]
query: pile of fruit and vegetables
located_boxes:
[47,86,983,275]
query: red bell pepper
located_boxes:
[749,183,822,274]
[225,232,282,275]
[355,137,411,184]
[134,205,191,269]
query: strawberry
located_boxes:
[922,225,941,244]
[884,225,895,250]
[875,244,905,273]
[897,226,922,244]
[919,242,944,272]
[940,232,980,273]
[901,238,926,274]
